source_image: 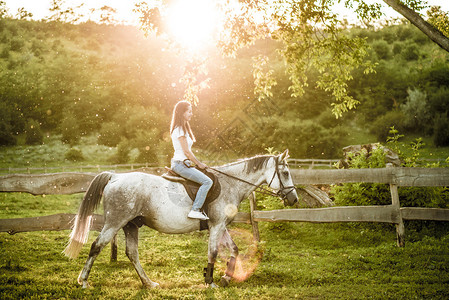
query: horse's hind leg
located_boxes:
[77,225,121,288]
[123,222,159,288]
[219,229,238,287]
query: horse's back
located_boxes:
[103,172,200,234]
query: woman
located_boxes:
[170,101,212,220]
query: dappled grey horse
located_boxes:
[64,150,298,288]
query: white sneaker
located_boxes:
[188,210,209,220]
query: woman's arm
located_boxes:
[178,136,207,169]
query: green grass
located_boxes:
[397,134,449,162]
[0,134,116,169]
[1,193,448,299]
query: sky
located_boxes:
[3,0,449,25]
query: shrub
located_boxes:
[371,40,391,60]
[132,129,160,163]
[0,46,9,58]
[0,124,16,146]
[9,37,24,52]
[109,138,131,164]
[400,88,431,133]
[65,148,84,162]
[433,113,449,147]
[370,110,406,142]
[248,117,346,158]
[25,119,44,145]
[428,87,449,114]
[98,121,122,147]
[331,129,449,212]
[331,147,391,206]
[401,44,419,61]
[59,114,80,146]
[392,42,402,55]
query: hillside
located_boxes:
[0,17,448,167]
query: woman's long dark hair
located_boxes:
[170,101,196,142]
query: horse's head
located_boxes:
[267,149,298,206]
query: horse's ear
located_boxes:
[280,149,289,161]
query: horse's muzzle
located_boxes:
[283,188,299,206]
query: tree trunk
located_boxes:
[383,0,449,53]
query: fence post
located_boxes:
[249,192,260,242]
[388,164,405,247]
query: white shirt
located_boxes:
[171,126,193,161]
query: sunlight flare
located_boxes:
[166,0,220,50]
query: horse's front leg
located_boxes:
[219,228,238,287]
[205,224,226,288]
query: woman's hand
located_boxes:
[197,162,208,170]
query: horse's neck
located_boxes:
[218,162,267,185]
[217,158,274,202]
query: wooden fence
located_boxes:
[1,166,449,251]
[2,158,445,175]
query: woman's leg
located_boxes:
[172,161,213,211]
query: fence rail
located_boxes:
[1,166,448,249]
[0,158,337,174]
[1,158,446,175]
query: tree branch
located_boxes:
[383,0,449,53]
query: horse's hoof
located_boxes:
[220,276,231,287]
[208,282,219,289]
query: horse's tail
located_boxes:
[64,172,113,259]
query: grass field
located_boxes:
[1,131,448,172]
[1,192,448,299]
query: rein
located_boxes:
[207,157,296,201]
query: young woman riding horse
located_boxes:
[170,101,212,221]
[64,108,298,288]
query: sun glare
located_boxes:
[166,0,220,51]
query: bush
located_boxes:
[331,129,449,212]
[132,129,160,163]
[392,42,402,55]
[428,87,449,114]
[0,125,16,146]
[371,40,391,60]
[332,147,392,206]
[433,113,449,147]
[98,121,122,147]
[370,110,406,142]
[401,44,420,61]
[109,138,131,164]
[247,117,346,158]
[0,46,9,58]
[59,114,80,146]
[400,88,431,133]
[25,119,44,145]
[65,148,84,162]
[9,37,24,52]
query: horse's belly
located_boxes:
[143,181,200,234]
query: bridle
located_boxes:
[267,157,297,202]
[208,157,296,202]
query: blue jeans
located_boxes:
[171,160,213,211]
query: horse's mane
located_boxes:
[217,155,273,174]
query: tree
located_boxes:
[99,6,118,25]
[427,5,449,38]
[0,1,9,19]
[383,1,449,52]
[136,0,449,117]
[47,0,83,23]
[16,7,33,20]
